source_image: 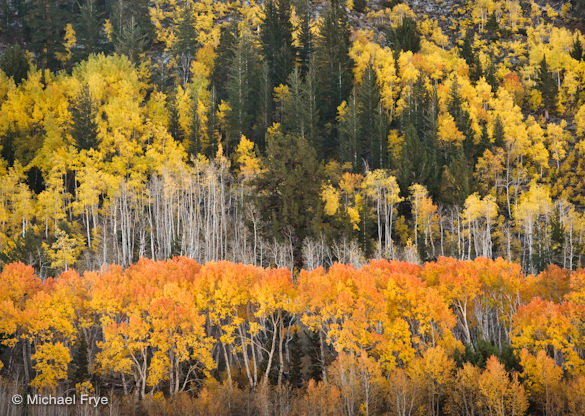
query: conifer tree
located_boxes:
[315,0,353,153]
[339,90,361,169]
[297,0,313,77]
[448,78,475,156]
[358,64,387,169]
[399,77,440,197]
[288,332,304,387]
[226,29,261,152]
[70,84,99,151]
[212,21,239,102]
[0,45,29,85]
[23,0,74,69]
[74,0,107,61]
[174,5,199,84]
[485,13,499,41]
[570,37,583,61]
[281,67,305,136]
[461,32,474,65]
[253,129,322,266]
[388,17,421,53]
[550,206,565,266]
[537,56,558,118]
[261,0,296,91]
[493,116,505,147]
[71,334,90,384]
[110,0,154,63]
[485,62,498,91]
[301,60,322,152]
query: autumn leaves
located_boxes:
[1,256,585,414]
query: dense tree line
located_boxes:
[1,257,585,415]
[0,1,584,275]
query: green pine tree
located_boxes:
[70,84,99,150]
[297,0,313,76]
[261,0,295,91]
[536,56,558,117]
[570,36,584,61]
[174,5,199,84]
[110,0,154,63]
[288,332,304,387]
[485,13,499,42]
[74,0,107,62]
[388,17,421,54]
[339,89,361,169]
[308,331,323,381]
[225,28,261,153]
[211,20,239,102]
[0,45,30,85]
[460,32,474,65]
[253,129,322,267]
[448,77,475,158]
[23,0,74,69]
[358,64,387,169]
[399,76,440,196]
[315,0,353,153]
[493,115,505,147]
[301,59,321,152]
[550,206,565,266]
[71,333,90,384]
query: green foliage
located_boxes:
[288,332,304,387]
[253,129,322,264]
[0,45,29,85]
[358,65,388,169]
[74,0,107,61]
[175,6,198,58]
[70,84,99,151]
[353,0,367,13]
[570,36,584,61]
[0,232,48,275]
[212,21,239,102]
[537,56,558,115]
[339,91,360,168]
[387,17,421,54]
[551,206,565,266]
[225,28,262,152]
[71,333,90,384]
[297,0,313,77]
[308,331,323,382]
[455,339,521,372]
[485,13,499,42]
[493,115,505,147]
[174,5,199,83]
[315,0,354,152]
[110,0,154,63]
[23,0,74,69]
[399,76,439,197]
[261,0,296,90]
[340,65,388,170]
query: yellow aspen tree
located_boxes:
[479,356,528,416]
[363,170,402,257]
[519,349,564,416]
[44,228,85,272]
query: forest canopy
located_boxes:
[0,257,584,415]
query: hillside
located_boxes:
[0,1,584,278]
[2,1,585,414]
